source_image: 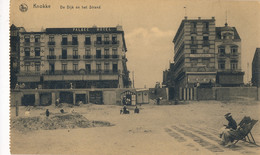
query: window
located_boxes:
[49,35,54,42]
[73,63,78,71]
[35,35,40,43]
[218,61,225,69]
[104,62,109,71]
[62,35,67,45]
[104,35,109,44]
[104,48,109,58]
[203,22,209,32]
[96,63,101,72]
[96,48,101,58]
[73,48,78,56]
[203,47,209,53]
[218,47,225,55]
[203,36,209,45]
[35,47,40,56]
[191,36,196,44]
[62,48,67,59]
[191,22,197,33]
[35,63,40,72]
[191,49,197,54]
[85,64,91,72]
[72,35,78,45]
[112,48,118,55]
[231,61,238,70]
[62,63,67,72]
[113,63,118,72]
[49,63,55,73]
[85,48,91,55]
[231,47,238,55]
[112,34,117,44]
[85,36,91,45]
[25,62,30,72]
[96,36,102,44]
[24,35,30,43]
[49,48,54,55]
[24,48,30,56]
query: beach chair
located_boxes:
[231,116,259,146]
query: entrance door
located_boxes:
[60,92,73,104]
[89,91,103,104]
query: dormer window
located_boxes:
[231,47,238,55]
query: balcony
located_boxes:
[23,42,31,46]
[104,55,110,59]
[84,41,91,45]
[23,56,41,60]
[83,55,92,59]
[112,55,119,58]
[94,41,103,46]
[44,69,119,75]
[61,41,78,46]
[47,55,56,59]
[59,55,80,60]
[112,40,119,45]
[48,41,56,46]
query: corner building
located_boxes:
[17,25,131,89]
[173,17,217,89]
[172,17,244,100]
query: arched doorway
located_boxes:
[121,90,136,105]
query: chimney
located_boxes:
[198,17,201,20]
[184,16,188,20]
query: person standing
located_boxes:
[46,109,50,117]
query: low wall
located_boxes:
[197,88,215,100]
[215,87,258,101]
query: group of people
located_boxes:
[120,105,139,114]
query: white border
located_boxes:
[0,0,11,154]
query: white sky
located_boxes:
[9,0,260,88]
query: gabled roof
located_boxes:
[215,27,241,40]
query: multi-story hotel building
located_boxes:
[172,17,244,100]
[17,25,131,89]
[252,48,260,87]
[173,17,217,89]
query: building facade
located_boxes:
[173,17,217,89]
[252,48,260,87]
[171,17,244,100]
[17,25,131,89]
[10,24,25,89]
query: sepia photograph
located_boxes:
[7,0,260,154]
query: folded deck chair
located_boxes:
[230,116,258,146]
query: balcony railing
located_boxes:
[61,41,78,46]
[44,69,119,75]
[48,41,56,46]
[94,40,120,46]
[59,55,80,60]
[104,55,110,59]
[23,56,41,60]
[112,55,119,58]
[84,41,91,45]
[83,55,92,59]
[47,55,56,59]
[23,42,31,46]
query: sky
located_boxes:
[9,0,260,88]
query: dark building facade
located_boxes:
[10,24,25,89]
[252,48,260,87]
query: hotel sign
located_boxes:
[46,27,118,34]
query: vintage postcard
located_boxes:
[9,0,260,154]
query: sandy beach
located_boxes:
[10,100,260,155]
